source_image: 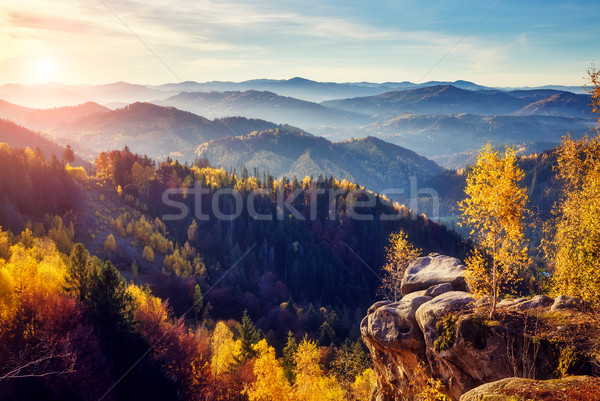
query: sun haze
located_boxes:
[1,0,599,87]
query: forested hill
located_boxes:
[196,128,445,195]
[0,141,470,400]
[89,147,467,335]
[0,119,88,167]
[53,102,288,161]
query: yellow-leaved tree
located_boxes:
[546,67,600,306]
[459,144,528,317]
[350,368,376,401]
[293,338,345,401]
[211,321,241,378]
[379,230,421,301]
[245,339,293,401]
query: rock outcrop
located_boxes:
[361,253,600,401]
[400,253,469,296]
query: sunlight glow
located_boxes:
[33,56,58,83]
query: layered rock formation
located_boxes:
[361,253,600,401]
[460,376,600,401]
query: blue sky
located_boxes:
[1,0,599,86]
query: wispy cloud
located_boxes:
[0,0,598,85]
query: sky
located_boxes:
[1,0,599,87]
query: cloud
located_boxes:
[1,0,595,85]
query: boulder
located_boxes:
[415,291,475,348]
[424,282,455,298]
[361,293,433,401]
[362,253,600,401]
[361,294,431,352]
[551,294,582,311]
[460,376,600,401]
[401,253,468,296]
[508,295,553,310]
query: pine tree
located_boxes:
[193,284,203,322]
[63,144,75,164]
[283,331,298,382]
[88,260,134,336]
[238,309,260,360]
[65,243,91,301]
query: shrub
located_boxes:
[143,246,154,263]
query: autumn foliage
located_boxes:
[459,144,528,316]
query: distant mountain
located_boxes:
[0,84,89,109]
[154,90,367,130]
[323,85,593,121]
[355,113,596,168]
[196,129,444,194]
[0,82,176,108]
[0,79,587,109]
[0,99,111,131]
[75,81,176,104]
[514,92,594,120]
[51,102,284,160]
[155,78,396,103]
[155,78,492,102]
[322,85,528,117]
[388,79,490,92]
[498,84,588,95]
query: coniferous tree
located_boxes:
[238,309,260,360]
[283,331,298,382]
[65,243,91,301]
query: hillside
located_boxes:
[196,129,444,194]
[50,102,285,160]
[155,90,366,130]
[0,119,87,166]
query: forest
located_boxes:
[0,137,469,400]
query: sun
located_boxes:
[33,56,58,83]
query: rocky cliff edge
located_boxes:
[361,253,600,400]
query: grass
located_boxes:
[433,314,458,352]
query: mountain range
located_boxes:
[322,85,594,120]
[351,112,595,168]
[0,78,587,109]
[0,78,595,175]
[153,90,366,129]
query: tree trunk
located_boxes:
[490,237,498,319]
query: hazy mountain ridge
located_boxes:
[0,99,111,129]
[322,85,593,120]
[154,90,367,129]
[196,128,444,194]
[0,80,593,170]
[0,78,586,109]
[353,112,596,168]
